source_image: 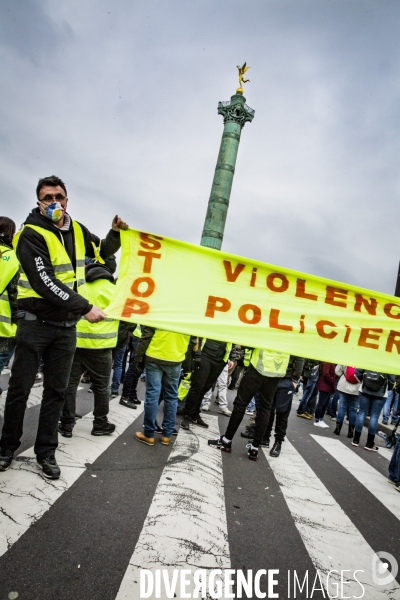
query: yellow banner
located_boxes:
[106,229,400,374]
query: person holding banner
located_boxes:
[0,175,128,478]
[59,257,119,438]
[134,327,197,446]
[208,348,290,461]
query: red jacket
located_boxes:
[316,362,336,393]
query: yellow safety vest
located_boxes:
[250,348,290,377]
[76,279,119,349]
[0,245,19,338]
[146,330,190,363]
[133,325,142,338]
[13,221,86,300]
[243,348,252,367]
[201,338,232,362]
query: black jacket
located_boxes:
[16,209,121,323]
[284,356,305,380]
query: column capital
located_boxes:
[218,94,255,129]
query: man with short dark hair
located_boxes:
[0,175,128,479]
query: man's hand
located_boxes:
[112,215,129,231]
[84,306,106,323]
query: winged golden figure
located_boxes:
[236,62,250,93]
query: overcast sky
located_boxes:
[1,0,399,295]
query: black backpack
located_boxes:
[362,371,386,392]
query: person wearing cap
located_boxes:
[0,175,128,479]
[59,256,119,438]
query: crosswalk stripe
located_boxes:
[311,435,400,521]
[378,446,395,461]
[0,398,143,558]
[263,440,400,599]
[116,415,230,600]
[0,384,85,418]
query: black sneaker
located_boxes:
[119,397,137,409]
[208,436,232,452]
[180,416,191,430]
[154,423,163,434]
[58,423,74,438]
[37,455,61,479]
[0,448,14,472]
[132,398,141,405]
[110,391,119,399]
[190,416,209,429]
[240,430,254,439]
[260,439,270,448]
[91,422,116,436]
[246,443,258,461]
[269,441,281,457]
[172,428,178,436]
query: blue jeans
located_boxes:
[315,391,332,421]
[111,345,126,394]
[355,392,385,435]
[383,390,399,424]
[0,343,15,374]
[143,360,181,438]
[336,391,359,426]
[246,396,255,411]
[327,390,339,417]
[389,438,400,484]
[297,379,317,414]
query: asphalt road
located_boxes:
[0,373,399,600]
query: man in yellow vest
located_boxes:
[0,175,128,479]
[208,348,290,461]
[59,257,119,437]
[0,217,19,394]
[134,328,197,446]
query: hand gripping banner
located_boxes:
[106,229,400,374]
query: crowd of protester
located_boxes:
[0,175,399,493]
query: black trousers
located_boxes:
[0,319,76,458]
[121,359,141,400]
[225,364,280,446]
[264,379,294,443]
[184,355,226,419]
[61,348,112,426]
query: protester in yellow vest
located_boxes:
[208,347,290,461]
[134,328,197,446]
[0,217,19,396]
[180,339,234,431]
[0,175,128,479]
[59,257,119,438]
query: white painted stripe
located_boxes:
[378,447,394,461]
[311,435,400,521]
[0,385,84,418]
[263,440,400,599]
[116,415,230,600]
[0,384,44,418]
[0,399,143,557]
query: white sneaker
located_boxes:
[245,410,254,415]
[314,421,323,427]
[319,421,329,428]
[202,405,210,412]
[218,407,232,416]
